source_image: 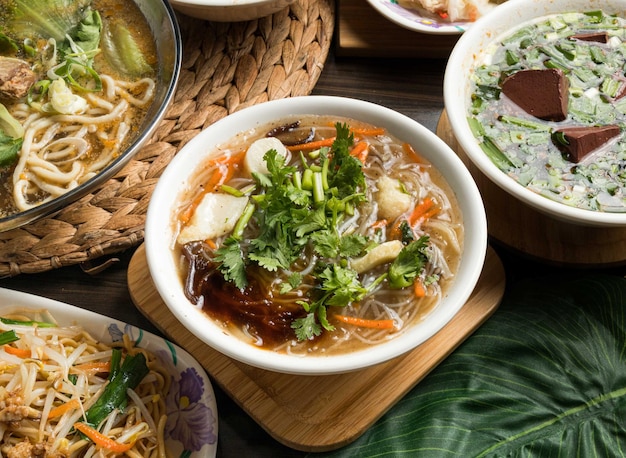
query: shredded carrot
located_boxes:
[205,238,217,250]
[350,141,369,163]
[204,150,245,169]
[73,422,136,453]
[286,137,336,152]
[388,218,404,240]
[48,399,81,419]
[413,279,426,298]
[370,219,388,230]
[4,345,30,358]
[408,197,437,227]
[179,157,240,225]
[335,315,395,329]
[350,127,386,137]
[403,142,426,164]
[71,361,111,375]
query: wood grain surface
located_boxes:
[437,110,626,267]
[127,244,505,452]
[336,0,460,58]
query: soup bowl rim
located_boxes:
[145,95,487,375]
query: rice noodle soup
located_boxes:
[469,10,626,212]
[172,115,464,355]
[0,0,157,217]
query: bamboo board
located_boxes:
[127,244,505,452]
[437,110,626,267]
[336,0,460,58]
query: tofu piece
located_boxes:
[350,240,404,274]
[376,176,412,221]
[177,193,248,244]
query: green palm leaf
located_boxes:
[310,274,626,457]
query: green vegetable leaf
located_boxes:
[312,274,626,457]
[215,237,247,290]
[388,236,430,288]
[2,0,93,42]
[292,312,322,341]
[101,22,153,77]
[0,330,18,345]
[84,351,149,428]
[318,264,368,308]
[0,133,22,167]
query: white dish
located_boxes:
[367,0,478,35]
[0,288,218,458]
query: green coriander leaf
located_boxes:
[311,230,339,258]
[292,313,322,341]
[317,305,334,332]
[215,237,247,289]
[338,233,368,257]
[319,264,368,307]
[388,236,430,289]
[400,220,416,244]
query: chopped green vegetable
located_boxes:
[0,317,57,327]
[388,236,430,289]
[84,351,149,428]
[0,329,19,345]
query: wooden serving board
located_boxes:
[437,110,626,267]
[336,0,460,58]
[127,244,505,452]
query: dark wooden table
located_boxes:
[1,44,623,457]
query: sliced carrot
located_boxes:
[71,361,110,375]
[73,422,136,453]
[335,315,395,329]
[286,137,335,152]
[408,197,437,227]
[204,150,245,169]
[414,279,426,298]
[4,345,30,358]
[388,218,404,240]
[350,127,386,137]
[370,219,388,230]
[350,141,369,163]
[49,399,81,419]
[205,238,217,250]
[403,142,427,164]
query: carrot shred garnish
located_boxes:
[73,422,136,453]
[71,361,111,375]
[388,218,404,240]
[204,150,245,169]
[205,238,217,250]
[403,142,426,164]
[49,399,81,419]
[286,137,336,152]
[350,141,369,163]
[370,219,388,230]
[3,345,30,358]
[334,315,395,329]
[408,197,437,227]
[350,127,386,137]
[414,279,427,298]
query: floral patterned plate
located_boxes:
[0,287,218,458]
[366,0,488,34]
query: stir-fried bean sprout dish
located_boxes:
[0,311,170,457]
[0,0,157,216]
[174,116,464,355]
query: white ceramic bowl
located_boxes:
[145,96,487,375]
[444,0,626,227]
[170,0,295,21]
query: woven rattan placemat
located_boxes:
[0,0,334,277]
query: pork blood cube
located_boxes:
[552,125,621,162]
[501,68,569,121]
